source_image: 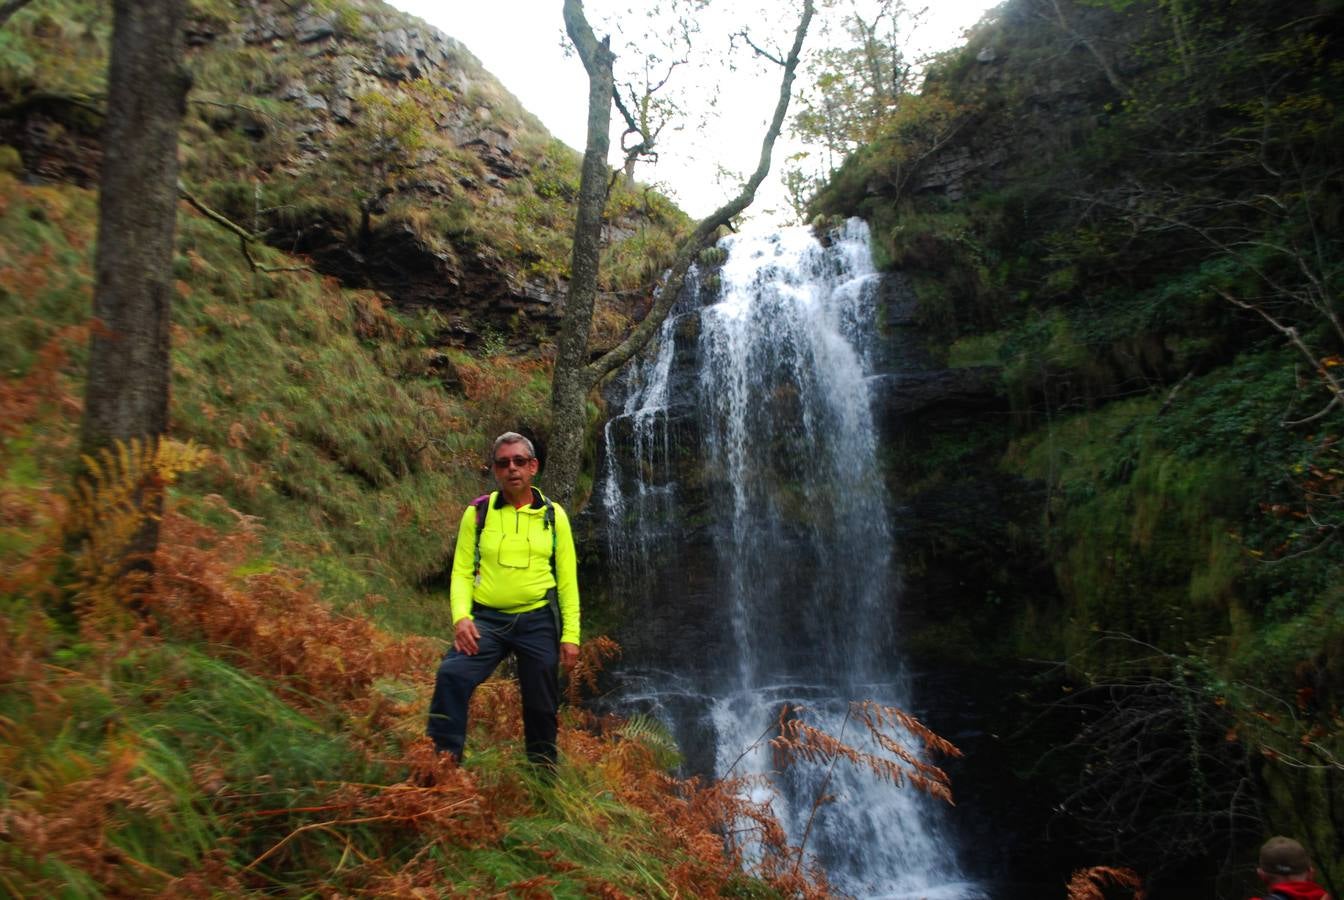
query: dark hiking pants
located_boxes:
[427,604,559,767]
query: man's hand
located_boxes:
[560,642,579,673]
[454,617,480,655]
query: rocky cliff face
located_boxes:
[584,252,1024,643]
[582,246,1073,892]
[1,0,677,352]
[196,0,570,344]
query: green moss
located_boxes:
[946,330,1007,368]
[0,145,20,175]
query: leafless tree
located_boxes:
[547,0,816,508]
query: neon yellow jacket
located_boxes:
[449,488,580,646]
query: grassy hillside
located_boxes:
[0,0,698,615]
[2,0,689,332]
[0,1,835,896]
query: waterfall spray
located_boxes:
[602,220,983,898]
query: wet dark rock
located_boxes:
[870,367,1001,417]
[185,19,222,46]
[874,271,936,369]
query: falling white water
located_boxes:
[600,269,699,592]
[603,220,983,898]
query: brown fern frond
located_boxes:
[0,724,177,896]
[7,478,842,897]
[564,634,622,704]
[855,699,964,759]
[768,699,961,805]
[1066,865,1147,899]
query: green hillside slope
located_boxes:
[0,2,822,896]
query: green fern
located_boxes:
[616,713,682,772]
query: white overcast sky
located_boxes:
[387,1,1001,222]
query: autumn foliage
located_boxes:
[0,218,962,893]
[1066,865,1147,900]
[0,436,972,897]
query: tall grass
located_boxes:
[0,484,866,896]
[0,401,960,898]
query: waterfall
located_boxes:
[601,220,983,899]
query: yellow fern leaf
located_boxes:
[68,436,209,601]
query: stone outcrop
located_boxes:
[868,270,1002,417]
[226,2,560,339]
[583,258,1012,664]
[870,367,1000,416]
[0,98,103,188]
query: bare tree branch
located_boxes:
[178,180,257,241]
[189,97,285,126]
[1215,287,1344,407]
[582,0,816,386]
[547,0,815,507]
[0,0,36,30]
[177,180,312,275]
[734,28,786,66]
[611,87,660,177]
[1033,0,1131,97]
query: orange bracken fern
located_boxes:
[1066,865,1147,899]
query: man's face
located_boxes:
[492,441,538,495]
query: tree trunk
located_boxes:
[77,0,188,575]
[547,0,814,511]
[549,0,615,509]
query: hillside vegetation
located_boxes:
[0,0,839,896]
[808,0,1342,892]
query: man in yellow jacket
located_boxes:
[426,432,581,768]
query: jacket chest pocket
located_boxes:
[484,515,549,570]
[498,531,530,568]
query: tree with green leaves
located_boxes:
[800,0,917,145]
[786,0,922,211]
[546,0,816,509]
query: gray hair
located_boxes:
[492,432,535,458]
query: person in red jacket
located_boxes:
[1253,836,1332,900]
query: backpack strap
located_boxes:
[541,492,556,576]
[537,491,561,646]
[470,492,492,585]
